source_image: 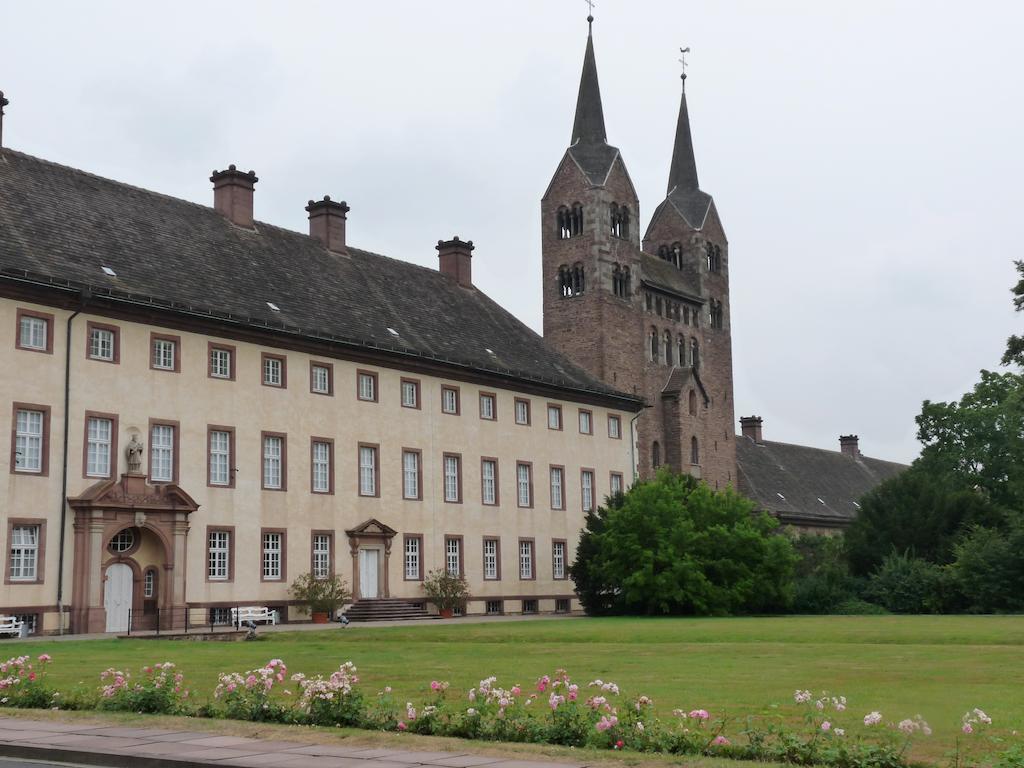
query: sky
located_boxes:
[2,1,1021,464]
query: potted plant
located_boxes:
[289,573,351,623]
[422,568,470,618]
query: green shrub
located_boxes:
[97,662,190,715]
[831,598,889,615]
[865,552,952,614]
[0,654,57,709]
[951,519,1024,613]
[791,535,865,614]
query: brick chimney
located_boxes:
[437,236,474,288]
[839,434,860,458]
[210,165,258,228]
[306,196,350,254]
[739,416,763,443]
[0,91,9,149]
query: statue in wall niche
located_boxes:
[126,434,144,474]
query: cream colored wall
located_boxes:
[0,298,634,628]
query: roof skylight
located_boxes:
[266,302,280,312]
[776,492,786,500]
[101,266,117,277]
[387,327,399,336]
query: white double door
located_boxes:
[104,563,133,633]
[358,548,380,599]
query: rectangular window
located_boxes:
[610,472,624,496]
[13,408,45,474]
[555,598,570,613]
[17,312,49,352]
[310,362,332,395]
[552,540,566,580]
[85,416,113,477]
[262,354,285,387]
[359,444,378,496]
[87,324,117,362]
[516,462,532,508]
[8,524,40,581]
[547,404,562,430]
[481,459,498,505]
[151,335,178,371]
[150,423,175,482]
[208,530,230,580]
[581,469,595,512]
[441,385,460,415]
[522,599,538,614]
[608,415,622,439]
[479,393,496,420]
[483,538,499,580]
[401,378,420,408]
[311,440,331,493]
[445,537,461,576]
[209,428,232,487]
[312,533,331,579]
[402,450,420,500]
[404,536,422,580]
[209,607,232,625]
[443,453,461,503]
[514,398,530,425]
[519,540,534,580]
[144,569,155,598]
[262,531,283,580]
[549,466,564,510]
[578,409,593,435]
[486,600,503,615]
[209,344,234,379]
[357,371,378,402]
[262,434,284,490]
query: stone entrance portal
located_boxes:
[69,473,198,634]
[346,519,396,601]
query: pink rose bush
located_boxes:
[1,655,1016,768]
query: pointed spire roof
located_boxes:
[566,16,621,187]
[656,70,713,230]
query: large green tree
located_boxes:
[1001,259,1024,367]
[570,471,797,616]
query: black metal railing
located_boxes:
[124,606,282,636]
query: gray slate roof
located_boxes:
[0,148,640,406]
[736,436,907,526]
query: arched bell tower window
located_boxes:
[652,441,661,469]
[671,242,683,269]
[610,203,630,239]
[648,327,659,363]
[690,436,700,465]
[706,242,722,273]
[688,389,697,416]
[691,337,700,370]
[710,299,724,330]
[677,335,686,367]
[612,264,631,298]
[558,263,586,298]
[557,203,584,240]
[663,331,673,366]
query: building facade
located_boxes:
[541,22,737,490]
[0,137,641,634]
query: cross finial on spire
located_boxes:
[678,47,690,80]
[584,0,595,29]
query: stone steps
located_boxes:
[343,599,435,622]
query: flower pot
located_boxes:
[439,608,454,619]
[312,611,329,624]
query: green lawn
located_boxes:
[4,615,1024,763]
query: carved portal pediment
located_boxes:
[68,474,199,514]
[345,518,397,539]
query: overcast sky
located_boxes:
[3,1,1021,463]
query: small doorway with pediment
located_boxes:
[346,519,396,601]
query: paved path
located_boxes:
[0,717,584,768]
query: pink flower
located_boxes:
[864,711,883,726]
[36,654,51,664]
[821,721,831,732]
[511,685,521,696]
[688,709,710,721]
[963,723,974,735]
[397,722,407,731]
[614,739,624,750]
[712,736,730,746]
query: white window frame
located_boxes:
[14,409,44,473]
[443,454,460,502]
[312,440,331,493]
[483,538,498,580]
[313,534,331,579]
[86,416,112,478]
[519,540,534,580]
[209,430,231,486]
[262,532,283,580]
[445,537,461,576]
[442,387,459,414]
[150,424,174,482]
[359,446,377,496]
[514,399,530,425]
[143,569,155,598]
[479,393,495,420]
[550,467,564,509]
[547,405,562,430]
[404,537,420,580]
[208,530,230,580]
[263,356,283,387]
[402,450,419,500]
[516,463,531,507]
[357,372,376,402]
[262,435,283,489]
[401,379,418,408]
[311,364,330,394]
[88,327,115,361]
[19,315,47,351]
[481,459,497,505]
[552,541,566,580]
[610,472,623,496]
[8,525,39,581]
[152,338,176,371]
[210,347,232,379]
[579,410,592,435]
[608,415,622,439]
[581,470,594,512]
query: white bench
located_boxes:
[230,606,278,627]
[0,616,24,637]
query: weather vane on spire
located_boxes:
[679,47,691,80]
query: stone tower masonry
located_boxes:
[541,18,737,490]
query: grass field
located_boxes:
[4,615,1024,763]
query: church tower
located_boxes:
[541,20,737,490]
